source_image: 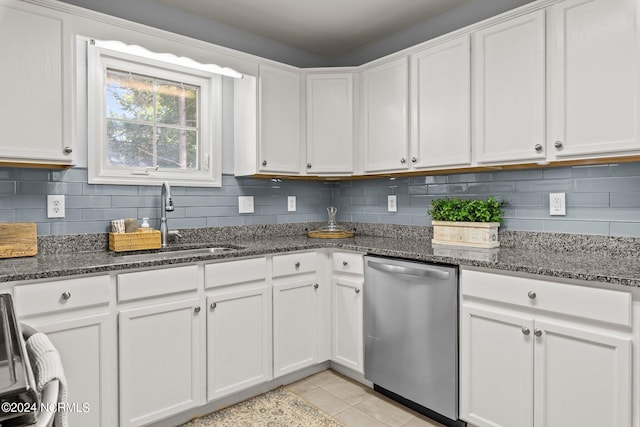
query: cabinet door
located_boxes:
[362,57,409,172]
[533,320,632,427]
[0,2,72,165]
[27,313,116,427]
[273,280,317,377]
[411,36,471,168]
[473,10,546,164]
[119,298,204,427]
[207,286,271,400]
[332,277,363,373]
[259,65,302,174]
[548,0,640,159]
[459,305,534,427]
[306,73,354,174]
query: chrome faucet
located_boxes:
[160,181,174,247]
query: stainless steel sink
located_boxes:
[111,245,242,261]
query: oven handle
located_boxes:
[367,260,450,280]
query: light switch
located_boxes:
[238,196,254,214]
[388,195,397,213]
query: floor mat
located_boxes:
[180,386,347,426]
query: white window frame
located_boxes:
[87,40,222,187]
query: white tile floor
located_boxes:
[286,369,445,427]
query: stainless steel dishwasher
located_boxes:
[364,256,464,427]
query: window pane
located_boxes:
[156,81,198,127]
[156,127,198,170]
[106,70,154,122]
[106,120,154,167]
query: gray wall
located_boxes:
[58,0,534,67]
[0,168,335,235]
[2,162,640,237]
[334,0,535,66]
[334,163,640,236]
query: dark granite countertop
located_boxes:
[0,232,639,288]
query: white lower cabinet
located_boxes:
[272,251,327,378]
[205,257,271,400]
[331,251,364,373]
[117,266,204,427]
[460,269,633,427]
[14,275,116,427]
[332,277,363,373]
[273,279,319,377]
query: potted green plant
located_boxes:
[427,196,504,248]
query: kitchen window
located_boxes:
[87,40,225,187]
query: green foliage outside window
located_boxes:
[105,69,199,170]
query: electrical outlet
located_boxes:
[549,192,566,216]
[388,195,397,212]
[238,196,254,214]
[47,195,65,218]
[287,196,296,212]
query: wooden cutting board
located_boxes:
[0,223,37,258]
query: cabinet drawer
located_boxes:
[15,275,110,317]
[118,265,198,302]
[461,269,632,327]
[272,252,316,278]
[332,252,364,275]
[205,257,267,288]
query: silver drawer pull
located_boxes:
[522,327,530,336]
[355,288,361,294]
[61,292,71,300]
[210,302,217,310]
[194,306,201,314]
[295,262,300,268]
[313,283,319,290]
[528,291,537,300]
[534,329,543,337]
[342,261,348,266]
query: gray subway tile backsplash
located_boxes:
[0,162,639,237]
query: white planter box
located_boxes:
[431,220,500,248]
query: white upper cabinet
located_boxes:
[258,64,302,174]
[306,73,354,174]
[361,57,410,173]
[473,10,546,164]
[410,35,471,169]
[547,0,640,159]
[0,1,74,166]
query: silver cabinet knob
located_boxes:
[313,283,319,290]
[534,329,543,337]
[355,288,361,294]
[262,160,267,166]
[61,291,71,300]
[522,327,531,336]
[210,302,217,310]
[194,306,201,313]
[411,157,417,163]
[400,158,406,164]
[307,163,312,169]
[342,261,348,266]
[63,146,73,154]
[534,144,543,152]
[528,291,537,300]
[554,141,563,149]
[295,262,300,268]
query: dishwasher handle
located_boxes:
[367,260,450,280]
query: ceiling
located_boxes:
[149,0,472,57]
